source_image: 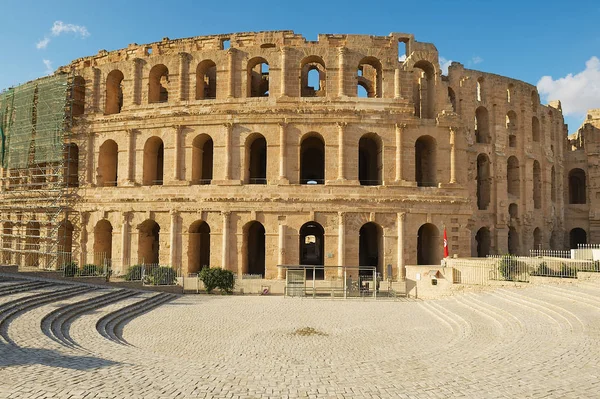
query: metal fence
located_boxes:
[119,263,182,286]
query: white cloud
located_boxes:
[398,54,406,62]
[43,59,53,75]
[51,21,89,38]
[537,56,600,118]
[439,56,452,75]
[472,56,483,65]
[36,37,50,49]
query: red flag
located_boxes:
[443,227,449,258]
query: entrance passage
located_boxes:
[417,223,440,265]
[299,222,324,279]
[359,222,381,275]
[476,227,491,257]
[188,221,210,273]
[138,220,160,264]
[246,222,265,277]
[570,228,587,249]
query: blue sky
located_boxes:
[0,0,598,132]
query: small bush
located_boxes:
[80,264,101,276]
[199,267,235,294]
[532,262,554,277]
[498,255,517,280]
[124,265,143,281]
[147,267,177,285]
[560,263,577,278]
[63,262,79,277]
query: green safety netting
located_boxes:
[35,75,68,164]
[0,89,14,168]
[6,82,35,169]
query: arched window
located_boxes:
[508,226,519,255]
[245,221,265,277]
[94,219,113,267]
[507,156,520,197]
[247,134,267,184]
[475,106,489,144]
[26,221,41,267]
[65,143,79,187]
[533,160,541,209]
[72,76,85,116]
[98,140,118,187]
[143,137,164,186]
[105,70,124,114]
[477,77,484,102]
[359,134,382,186]
[196,60,217,100]
[300,56,326,97]
[299,222,325,279]
[475,227,491,257]
[359,222,383,276]
[148,64,169,103]
[415,135,436,187]
[507,83,513,103]
[551,166,556,203]
[568,168,586,204]
[533,227,542,250]
[509,203,518,220]
[191,134,213,185]
[138,220,160,264]
[413,61,435,118]
[300,134,325,184]
[188,220,210,273]
[57,220,74,267]
[569,228,587,249]
[532,116,540,142]
[357,57,382,98]
[531,90,538,112]
[506,111,517,148]
[477,154,491,210]
[417,223,440,265]
[448,87,457,112]
[247,57,269,97]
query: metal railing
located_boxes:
[121,263,181,286]
[248,178,267,185]
[300,179,325,185]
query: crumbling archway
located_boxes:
[507,156,520,197]
[138,220,160,265]
[299,221,324,279]
[417,223,440,265]
[247,57,269,97]
[568,168,586,204]
[300,56,326,97]
[196,60,217,100]
[413,60,435,118]
[357,57,382,98]
[105,69,124,114]
[477,154,491,210]
[148,64,169,103]
[415,135,436,187]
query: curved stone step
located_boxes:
[0,281,55,297]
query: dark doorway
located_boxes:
[417,223,440,265]
[247,222,266,277]
[300,135,325,184]
[299,222,324,279]
[476,227,491,257]
[569,228,587,249]
[359,222,381,275]
[188,221,210,273]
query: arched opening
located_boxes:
[415,135,436,187]
[359,222,382,275]
[506,111,517,148]
[507,84,513,103]
[533,227,542,250]
[417,223,440,265]
[65,143,79,187]
[188,220,210,273]
[532,116,540,142]
[247,134,267,184]
[359,134,382,186]
[143,137,164,186]
[148,64,169,103]
[105,70,124,115]
[477,154,491,210]
[357,81,369,98]
[551,166,556,203]
[138,220,160,264]
[508,226,519,255]
[477,77,484,102]
[300,134,325,184]
[357,57,382,98]
[300,56,326,97]
[569,228,587,249]
[25,222,40,267]
[413,61,435,118]
[196,60,217,100]
[98,139,118,187]
[568,168,586,204]
[509,203,518,220]
[246,221,265,277]
[72,76,85,116]
[448,87,457,112]
[2,222,12,264]
[299,222,324,279]
[58,220,74,266]
[531,90,538,111]
[475,106,490,144]
[476,227,491,257]
[247,57,269,97]
[94,219,113,267]
[533,160,541,209]
[191,134,213,185]
[507,156,520,197]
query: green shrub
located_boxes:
[199,267,235,294]
[146,267,177,285]
[498,255,517,280]
[80,264,101,276]
[63,262,79,277]
[532,262,554,277]
[560,263,577,278]
[124,265,143,281]
[593,261,600,272]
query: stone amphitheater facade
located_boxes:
[55,30,577,279]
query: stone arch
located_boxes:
[72,76,85,116]
[300,132,325,184]
[98,139,118,187]
[568,168,586,204]
[247,57,269,97]
[138,219,160,264]
[415,135,436,187]
[477,77,484,102]
[143,137,164,186]
[148,64,169,103]
[359,133,382,186]
[188,220,210,273]
[508,226,519,255]
[477,153,491,210]
[531,90,538,111]
[569,228,587,249]
[533,227,542,250]
[58,220,74,266]
[506,110,518,148]
[475,106,490,144]
[300,55,326,97]
[448,87,456,112]
[509,203,519,220]
[507,156,520,197]
[246,133,267,184]
[533,160,541,209]
[65,143,79,187]
[413,60,435,118]
[359,222,383,275]
[191,134,213,185]
[196,60,217,100]
[105,69,124,114]
[357,56,382,98]
[244,221,266,277]
[417,223,440,265]
[299,221,324,279]
[476,227,491,257]
[532,116,540,142]
[94,219,113,266]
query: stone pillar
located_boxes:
[395,123,405,182]
[450,127,457,184]
[222,211,230,270]
[178,52,189,101]
[280,47,288,97]
[80,212,89,267]
[170,210,178,268]
[337,122,347,180]
[397,212,405,280]
[338,212,345,277]
[125,129,136,185]
[121,212,130,273]
[224,123,232,180]
[227,49,235,98]
[172,125,182,181]
[131,58,143,106]
[278,121,288,183]
[394,68,402,98]
[92,67,101,112]
[277,222,286,279]
[338,47,346,97]
[87,132,95,186]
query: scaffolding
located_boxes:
[0,73,79,270]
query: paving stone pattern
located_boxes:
[0,276,599,398]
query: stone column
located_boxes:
[227,49,235,98]
[131,58,143,106]
[121,212,130,273]
[80,212,89,267]
[170,210,178,268]
[172,125,182,181]
[87,132,95,186]
[125,129,136,185]
[397,212,405,280]
[280,47,288,97]
[221,211,230,270]
[277,222,286,279]
[338,212,345,277]
[450,126,457,184]
[337,122,347,180]
[395,124,406,182]
[224,123,232,180]
[91,67,101,112]
[178,52,189,101]
[278,121,288,182]
[394,68,402,99]
[338,47,346,97]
